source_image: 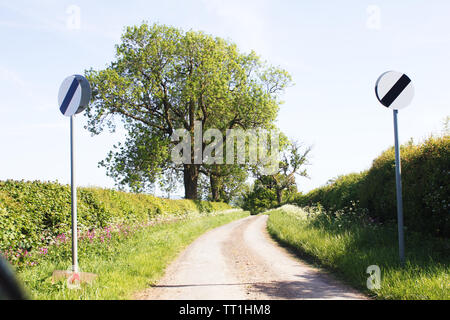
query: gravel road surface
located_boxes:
[136,215,366,300]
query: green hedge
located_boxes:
[294,135,450,238]
[295,172,367,212]
[0,180,231,255]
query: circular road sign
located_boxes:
[58,75,91,117]
[375,71,414,110]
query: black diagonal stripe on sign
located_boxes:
[60,78,79,115]
[380,74,411,107]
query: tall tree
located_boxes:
[84,23,291,199]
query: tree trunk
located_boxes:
[276,188,282,206]
[183,164,199,199]
[210,175,220,202]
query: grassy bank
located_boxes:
[16,209,248,300]
[267,205,449,300]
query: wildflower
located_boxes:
[56,233,67,243]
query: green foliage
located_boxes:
[267,206,449,300]
[294,172,367,212]
[200,165,249,203]
[0,180,231,261]
[360,135,449,237]
[241,140,311,213]
[84,22,292,198]
[241,179,278,214]
[294,135,450,237]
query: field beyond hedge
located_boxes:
[0,180,231,266]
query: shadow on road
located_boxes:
[152,273,363,300]
[249,274,363,299]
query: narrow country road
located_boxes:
[136,215,366,300]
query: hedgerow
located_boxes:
[0,180,231,264]
[294,135,450,237]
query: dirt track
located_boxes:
[136,215,366,300]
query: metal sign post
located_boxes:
[70,115,78,273]
[375,70,414,266]
[57,74,91,276]
[392,109,405,265]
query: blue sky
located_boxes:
[0,0,449,197]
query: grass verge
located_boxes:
[16,210,249,300]
[266,205,449,300]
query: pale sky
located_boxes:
[0,0,449,197]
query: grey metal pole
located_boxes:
[393,110,405,266]
[70,115,78,273]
